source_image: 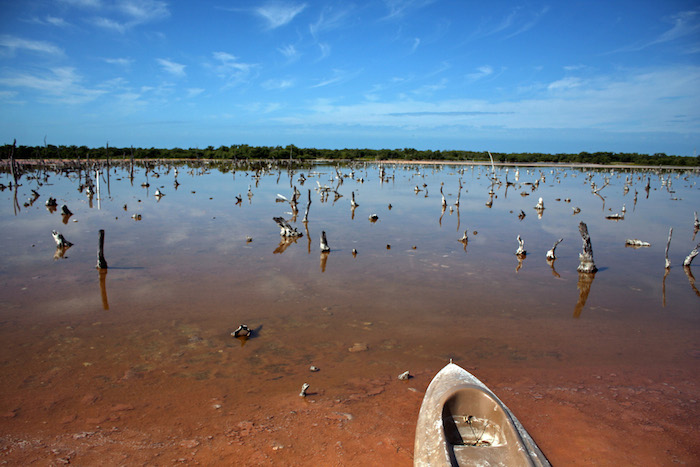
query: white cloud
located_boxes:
[157,58,186,77]
[0,35,64,56]
[256,2,307,29]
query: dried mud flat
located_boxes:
[1,363,698,466]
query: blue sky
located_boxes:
[1,1,699,156]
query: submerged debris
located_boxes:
[625,239,651,248]
[299,383,310,397]
[51,230,72,248]
[231,324,252,338]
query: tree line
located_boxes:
[2,143,698,167]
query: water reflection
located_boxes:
[99,268,109,310]
[685,266,700,297]
[573,271,596,318]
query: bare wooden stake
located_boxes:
[96,229,108,269]
[664,227,673,269]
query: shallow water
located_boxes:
[1,161,699,465]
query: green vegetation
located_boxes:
[2,143,698,166]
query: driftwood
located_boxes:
[577,222,597,273]
[546,238,563,260]
[273,216,302,237]
[304,189,312,222]
[515,235,526,256]
[665,227,673,269]
[683,242,700,267]
[52,230,72,249]
[96,229,108,269]
[625,239,651,248]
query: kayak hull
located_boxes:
[414,363,550,466]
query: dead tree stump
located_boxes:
[577,222,597,273]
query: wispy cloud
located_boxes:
[466,65,494,81]
[278,65,700,136]
[157,58,186,77]
[612,9,700,53]
[211,52,257,87]
[382,0,436,20]
[547,77,583,92]
[411,77,448,95]
[29,16,71,27]
[186,88,204,98]
[90,16,127,32]
[117,0,169,23]
[0,67,106,104]
[311,68,361,88]
[256,2,307,29]
[278,44,300,61]
[88,0,170,33]
[103,57,133,67]
[503,6,549,39]
[46,16,71,27]
[0,35,64,56]
[309,6,352,39]
[262,79,293,90]
[317,42,331,60]
[58,0,102,8]
[409,38,420,53]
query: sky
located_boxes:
[0,1,699,156]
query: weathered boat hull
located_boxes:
[414,363,550,466]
